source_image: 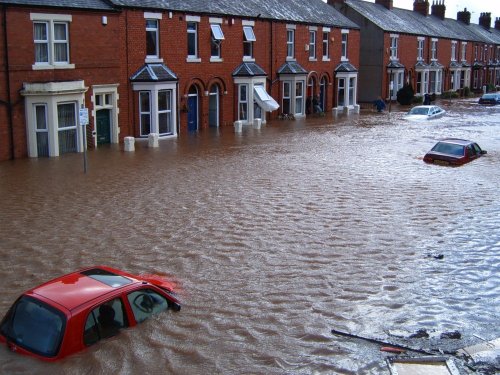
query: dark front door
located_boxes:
[187,95,198,132]
[96,109,111,144]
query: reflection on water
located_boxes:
[1,99,499,374]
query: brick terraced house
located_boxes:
[328,0,500,103]
[0,0,360,160]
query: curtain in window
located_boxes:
[34,23,49,63]
[54,23,68,63]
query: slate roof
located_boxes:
[344,0,500,44]
[277,61,308,75]
[130,63,178,82]
[232,62,267,77]
[0,0,115,10]
[335,61,358,72]
[109,0,359,29]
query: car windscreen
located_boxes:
[0,296,65,357]
[431,142,464,156]
[409,107,429,115]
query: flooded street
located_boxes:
[0,98,499,374]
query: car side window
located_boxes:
[127,289,169,323]
[84,298,127,346]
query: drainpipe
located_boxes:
[2,5,15,159]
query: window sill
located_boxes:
[243,57,255,62]
[286,57,296,62]
[340,57,349,62]
[32,63,75,70]
[210,57,223,63]
[145,57,164,63]
[309,58,317,62]
[186,57,201,63]
[322,57,330,62]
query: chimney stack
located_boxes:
[496,17,500,30]
[375,0,393,10]
[479,12,492,29]
[431,0,446,20]
[457,8,471,25]
[413,0,429,17]
[327,0,345,5]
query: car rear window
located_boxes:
[432,142,464,156]
[81,268,133,287]
[0,296,65,357]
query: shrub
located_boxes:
[441,90,459,99]
[397,83,414,105]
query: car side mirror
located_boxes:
[481,150,487,155]
[168,300,181,312]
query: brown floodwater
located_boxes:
[0,98,499,374]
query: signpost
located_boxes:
[79,107,89,173]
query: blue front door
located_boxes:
[187,95,198,132]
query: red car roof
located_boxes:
[28,267,140,312]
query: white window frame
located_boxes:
[279,75,306,117]
[133,82,178,138]
[145,19,159,60]
[417,37,424,61]
[157,89,174,136]
[461,42,467,62]
[31,13,74,70]
[390,34,399,60]
[210,20,224,61]
[431,38,438,61]
[243,24,256,61]
[286,26,295,60]
[451,41,457,62]
[341,30,349,61]
[238,84,249,121]
[322,28,330,61]
[186,16,200,62]
[23,81,86,157]
[309,27,317,60]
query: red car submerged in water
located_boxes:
[423,138,487,166]
[0,266,181,361]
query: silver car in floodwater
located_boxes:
[405,105,446,120]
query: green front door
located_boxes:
[96,109,111,145]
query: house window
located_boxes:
[461,42,467,61]
[282,82,291,114]
[417,38,424,61]
[338,78,345,106]
[210,24,224,59]
[287,29,295,59]
[34,104,49,157]
[146,19,159,58]
[322,31,329,60]
[57,102,77,154]
[431,39,438,60]
[390,35,398,60]
[295,81,304,115]
[238,84,248,121]
[158,90,173,135]
[34,22,49,63]
[187,22,198,59]
[341,31,348,60]
[32,13,73,68]
[309,30,316,59]
[139,91,151,136]
[451,41,457,61]
[243,26,256,59]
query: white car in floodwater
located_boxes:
[404,105,446,121]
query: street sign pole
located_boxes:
[79,107,89,174]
